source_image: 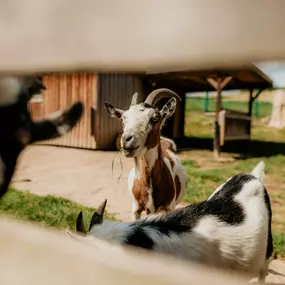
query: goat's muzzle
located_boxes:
[122,146,139,158]
[121,134,139,157]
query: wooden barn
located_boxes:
[30,72,186,150]
[29,65,273,154]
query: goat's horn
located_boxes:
[144,88,182,106]
[96,199,107,215]
[130,92,138,106]
[76,211,86,234]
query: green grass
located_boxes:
[182,155,285,203]
[0,188,115,231]
[184,98,285,142]
[185,97,273,139]
[185,97,272,118]
[273,232,285,257]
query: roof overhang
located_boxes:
[144,63,273,92]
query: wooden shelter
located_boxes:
[145,64,273,157]
[30,64,273,154]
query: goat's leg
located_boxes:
[258,259,270,284]
[131,201,141,221]
[156,206,169,215]
[131,211,141,221]
[168,198,176,211]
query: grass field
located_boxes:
[185,97,273,117]
[0,188,115,231]
[185,97,274,139]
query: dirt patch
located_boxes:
[179,149,237,170]
[13,145,135,221]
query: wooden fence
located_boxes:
[0,216,250,285]
[1,0,285,283]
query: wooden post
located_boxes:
[214,78,222,159]
[254,99,259,117]
[207,76,232,160]
[248,89,254,118]
[248,88,264,135]
[179,90,186,139]
[172,88,185,140]
[245,89,254,152]
[204,91,209,112]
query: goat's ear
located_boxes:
[76,211,86,234]
[104,102,123,119]
[89,199,107,231]
[130,92,138,106]
[160,97,177,120]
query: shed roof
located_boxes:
[144,64,273,92]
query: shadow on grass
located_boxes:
[177,136,285,158]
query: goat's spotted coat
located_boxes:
[76,162,273,283]
[128,136,187,219]
[105,89,188,220]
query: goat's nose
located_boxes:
[122,133,135,144]
[122,134,134,143]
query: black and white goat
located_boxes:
[75,161,273,283]
[0,75,83,199]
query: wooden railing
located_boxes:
[0,216,250,285]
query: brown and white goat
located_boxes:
[104,88,188,220]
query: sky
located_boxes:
[255,60,285,88]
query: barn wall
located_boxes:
[95,73,144,149]
[30,72,97,149]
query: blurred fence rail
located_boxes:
[0,0,285,73]
[0,216,250,285]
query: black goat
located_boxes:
[0,76,83,199]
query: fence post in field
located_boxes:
[204,91,209,112]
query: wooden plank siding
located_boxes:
[29,72,184,150]
[95,73,144,149]
[29,73,97,149]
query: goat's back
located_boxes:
[160,137,187,204]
